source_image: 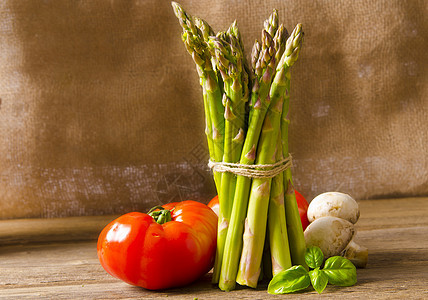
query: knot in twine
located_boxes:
[208,155,292,179]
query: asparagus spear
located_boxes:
[235,104,283,287]
[262,24,305,277]
[207,28,249,283]
[171,2,224,192]
[219,14,281,290]
[193,17,227,166]
[267,130,292,276]
[227,21,251,103]
[236,25,300,288]
[278,24,307,270]
[249,14,284,123]
[264,9,279,40]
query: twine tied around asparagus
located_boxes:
[208,155,292,179]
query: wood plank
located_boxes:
[356,197,428,230]
[1,228,427,299]
[1,197,428,298]
[0,215,118,245]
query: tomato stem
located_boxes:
[148,206,173,224]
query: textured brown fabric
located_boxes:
[0,0,427,219]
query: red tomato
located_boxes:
[97,200,218,290]
[207,195,219,216]
[208,190,310,230]
[295,190,310,231]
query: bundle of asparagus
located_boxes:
[172,2,305,291]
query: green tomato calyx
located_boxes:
[148,206,173,224]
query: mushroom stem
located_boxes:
[341,239,368,268]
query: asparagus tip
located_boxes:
[171,1,181,17]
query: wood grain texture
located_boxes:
[0,216,118,245]
[1,197,428,299]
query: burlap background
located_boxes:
[0,0,427,219]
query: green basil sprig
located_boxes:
[309,267,328,293]
[268,246,357,294]
[323,256,357,286]
[267,265,311,294]
[305,245,324,269]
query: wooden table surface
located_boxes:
[1,197,427,299]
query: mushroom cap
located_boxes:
[304,216,355,258]
[307,192,360,224]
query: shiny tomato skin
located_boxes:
[207,195,219,216]
[97,200,218,290]
[294,190,310,230]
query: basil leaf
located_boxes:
[309,267,328,294]
[323,256,357,286]
[305,246,324,269]
[268,265,311,294]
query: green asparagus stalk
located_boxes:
[261,226,273,281]
[227,21,251,102]
[278,24,307,270]
[267,130,292,276]
[207,29,249,283]
[192,16,239,285]
[235,25,298,288]
[171,2,224,192]
[249,13,284,122]
[202,87,215,165]
[194,17,226,100]
[193,17,226,169]
[248,40,261,119]
[218,20,280,291]
[266,24,306,277]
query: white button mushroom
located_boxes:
[304,216,355,258]
[304,192,368,267]
[307,192,360,224]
